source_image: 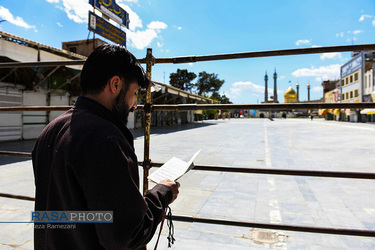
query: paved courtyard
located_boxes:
[1,118,375,249]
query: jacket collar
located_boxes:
[74,96,135,148]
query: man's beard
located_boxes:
[112,86,132,126]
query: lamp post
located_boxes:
[307,84,310,101]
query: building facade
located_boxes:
[0,31,211,141]
[340,51,375,122]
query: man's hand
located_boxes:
[159,179,180,203]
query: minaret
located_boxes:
[296,83,299,102]
[307,83,310,101]
[273,69,278,103]
[264,71,268,102]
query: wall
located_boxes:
[0,83,22,141]
[50,95,69,121]
[22,90,47,140]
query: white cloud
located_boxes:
[292,64,341,81]
[127,21,167,49]
[45,0,168,50]
[230,81,265,98]
[45,0,90,23]
[147,21,167,30]
[352,30,363,34]
[320,52,342,60]
[0,6,36,30]
[373,20,375,27]
[346,37,358,43]
[127,29,158,50]
[359,14,372,21]
[57,22,63,27]
[60,0,90,23]
[295,39,311,46]
[119,3,142,31]
[177,26,182,30]
[336,32,344,38]
[118,4,167,50]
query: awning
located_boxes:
[360,109,375,115]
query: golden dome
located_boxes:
[284,86,297,103]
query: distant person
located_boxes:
[310,115,314,121]
[32,44,180,249]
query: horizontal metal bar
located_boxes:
[150,103,375,111]
[1,102,375,112]
[172,215,375,237]
[0,60,86,68]
[0,191,373,237]
[0,154,374,237]
[0,192,35,201]
[138,44,375,64]
[0,44,374,68]
[151,162,375,179]
[0,106,71,112]
[1,152,373,180]
[0,151,31,158]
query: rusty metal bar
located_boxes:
[142,48,155,195]
[0,106,71,112]
[2,102,375,113]
[149,102,375,111]
[0,191,373,237]
[0,60,86,68]
[0,44,374,69]
[172,215,375,237]
[137,44,375,64]
[1,152,374,180]
[0,151,31,158]
[151,162,375,179]
[0,193,35,201]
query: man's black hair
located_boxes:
[80,44,150,95]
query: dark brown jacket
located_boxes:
[32,96,172,249]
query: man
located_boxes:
[32,44,179,249]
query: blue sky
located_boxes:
[1,0,375,103]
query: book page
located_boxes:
[148,150,201,183]
[185,149,201,173]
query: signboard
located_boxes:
[89,0,129,28]
[89,11,126,46]
[341,55,362,77]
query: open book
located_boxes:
[147,150,201,183]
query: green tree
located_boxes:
[218,94,232,104]
[169,69,197,92]
[195,71,224,97]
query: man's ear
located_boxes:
[108,75,121,94]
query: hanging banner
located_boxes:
[88,11,126,47]
[89,0,129,28]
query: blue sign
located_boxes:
[89,0,129,28]
[341,55,362,77]
[89,11,126,46]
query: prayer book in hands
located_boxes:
[147,150,201,183]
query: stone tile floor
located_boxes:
[1,118,375,249]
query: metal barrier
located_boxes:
[1,44,375,238]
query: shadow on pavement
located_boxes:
[131,121,217,139]
[0,139,36,165]
[0,121,217,164]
